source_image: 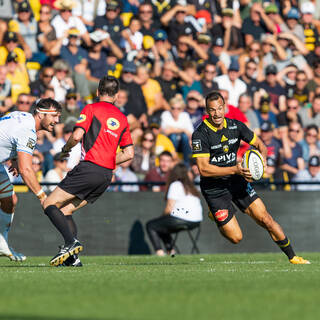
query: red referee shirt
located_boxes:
[75,101,133,169]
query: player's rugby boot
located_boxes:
[63,254,83,267]
[0,246,26,261]
[50,239,83,266]
[289,256,311,264]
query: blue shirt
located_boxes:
[60,46,88,69]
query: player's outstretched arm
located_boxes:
[17,151,46,204]
[196,157,239,178]
[116,145,134,165]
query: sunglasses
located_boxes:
[287,105,298,110]
[140,10,152,13]
[171,107,182,110]
[204,70,216,74]
[249,48,260,52]
[66,96,77,100]
[43,74,54,78]
[61,9,72,13]
[143,138,154,142]
[307,133,318,137]
[289,129,300,133]
[296,78,307,82]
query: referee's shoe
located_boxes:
[50,239,83,266]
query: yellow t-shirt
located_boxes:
[0,47,26,66]
[141,79,161,110]
[6,65,30,103]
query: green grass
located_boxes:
[0,253,319,320]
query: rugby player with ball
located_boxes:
[192,91,309,264]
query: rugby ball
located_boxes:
[242,150,264,180]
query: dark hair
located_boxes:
[245,59,257,67]
[165,163,200,199]
[141,129,156,153]
[98,76,120,97]
[306,124,319,133]
[159,151,173,159]
[205,91,225,107]
[33,98,62,114]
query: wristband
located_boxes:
[36,189,46,199]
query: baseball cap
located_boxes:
[90,30,109,43]
[6,52,18,63]
[197,33,211,44]
[260,121,273,132]
[66,88,77,99]
[213,36,224,47]
[122,60,137,73]
[17,1,31,12]
[107,0,119,10]
[68,28,80,36]
[265,4,278,14]
[309,155,320,167]
[3,31,18,43]
[286,7,300,19]
[301,2,315,14]
[229,60,240,72]
[195,10,212,24]
[265,64,278,75]
[154,29,167,41]
[222,8,234,17]
[142,35,155,50]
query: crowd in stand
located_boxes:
[0,0,320,192]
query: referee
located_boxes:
[43,76,134,267]
[192,91,309,264]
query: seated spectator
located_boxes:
[208,36,229,73]
[161,95,193,165]
[53,122,81,169]
[142,151,174,192]
[13,93,32,112]
[121,16,143,53]
[255,94,278,128]
[0,65,13,115]
[114,159,139,192]
[215,60,247,107]
[200,62,218,97]
[138,2,161,37]
[277,98,302,133]
[60,88,81,124]
[239,43,263,81]
[298,95,320,128]
[130,129,157,180]
[292,71,312,106]
[299,124,320,165]
[293,155,320,191]
[185,90,204,129]
[146,163,202,256]
[30,66,54,98]
[50,59,74,102]
[153,29,173,64]
[279,8,304,41]
[43,152,68,193]
[180,60,203,100]
[5,52,30,103]
[35,130,55,175]
[238,93,260,132]
[280,121,305,184]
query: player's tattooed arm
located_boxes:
[116,145,134,165]
[61,128,84,158]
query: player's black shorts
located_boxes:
[200,175,259,227]
[58,161,113,203]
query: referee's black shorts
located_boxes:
[201,175,259,227]
[58,161,113,203]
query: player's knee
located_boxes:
[0,194,17,213]
[229,234,243,244]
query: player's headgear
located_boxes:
[98,76,120,97]
[205,91,225,107]
[34,98,62,115]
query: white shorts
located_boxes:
[0,164,13,199]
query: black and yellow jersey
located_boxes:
[192,118,256,168]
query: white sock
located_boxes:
[0,209,14,242]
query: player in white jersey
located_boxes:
[0,98,61,261]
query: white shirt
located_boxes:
[50,76,72,103]
[167,181,203,222]
[53,138,81,170]
[161,111,194,134]
[293,169,320,191]
[51,14,87,45]
[0,112,37,163]
[115,167,139,192]
[43,169,67,193]
[215,74,247,107]
[73,0,106,22]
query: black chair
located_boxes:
[172,223,201,254]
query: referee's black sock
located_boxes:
[66,215,77,238]
[275,237,295,260]
[44,205,74,246]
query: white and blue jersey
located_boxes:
[0,112,37,199]
[0,112,37,163]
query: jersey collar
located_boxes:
[204,118,227,132]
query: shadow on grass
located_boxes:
[0,315,122,320]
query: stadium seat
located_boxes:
[172,224,201,254]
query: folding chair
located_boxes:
[172,224,201,254]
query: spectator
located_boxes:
[0,65,12,114]
[142,151,174,192]
[13,93,32,112]
[279,7,304,41]
[215,59,247,107]
[208,36,229,73]
[306,41,320,68]
[185,90,204,129]
[238,93,259,132]
[43,152,68,193]
[153,29,173,63]
[121,16,143,53]
[60,88,81,124]
[93,0,124,47]
[299,95,320,128]
[146,163,202,256]
[180,60,202,99]
[114,159,139,192]
[277,97,302,132]
[30,67,54,98]
[161,95,193,165]
[292,71,312,106]
[293,155,320,191]
[138,2,161,36]
[130,129,157,180]
[200,62,218,97]
[255,94,278,128]
[239,59,260,98]
[35,130,55,175]
[300,124,320,165]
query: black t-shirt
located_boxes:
[200,79,219,97]
[211,24,244,50]
[140,20,161,36]
[241,18,268,41]
[87,51,108,79]
[258,81,285,108]
[166,20,197,45]
[277,111,303,127]
[264,137,281,167]
[156,77,179,102]
[240,76,259,98]
[94,16,124,46]
[192,117,256,187]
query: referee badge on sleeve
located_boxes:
[192,140,202,152]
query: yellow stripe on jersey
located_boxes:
[192,153,210,158]
[249,133,257,145]
[204,119,227,132]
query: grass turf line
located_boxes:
[0,253,319,320]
